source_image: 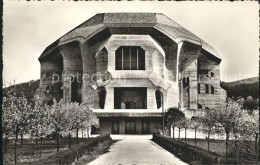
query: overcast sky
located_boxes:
[3,1,258,86]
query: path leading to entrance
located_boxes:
[87,135,188,165]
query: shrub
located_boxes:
[152,134,238,164]
[22,134,110,165]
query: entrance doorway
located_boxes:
[142,121,149,134]
[112,122,119,134]
[125,121,136,134]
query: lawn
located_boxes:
[178,138,258,162]
[2,137,93,164]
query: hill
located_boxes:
[3,80,40,101]
[220,76,259,99]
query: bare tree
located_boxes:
[199,108,217,151]
[190,116,201,145]
[215,98,242,156]
[164,107,185,139]
[47,99,69,152]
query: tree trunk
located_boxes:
[14,127,19,164]
[172,126,175,139]
[56,132,60,152]
[178,128,181,140]
[225,132,230,157]
[20,132,23,148]
[35,132,38,145]
[195,127,197,145]
[255,133,258,157]
[185,128,187,143]
[40,134,43,157]
[5,134,8,152]
[68,133,71,148]
[87,127,90,138]
[76,129,79,145]
[207,129,210,151]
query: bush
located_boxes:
[23,134,110,165]
[152,134,238,164]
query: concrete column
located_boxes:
[63,74,71,103]
[147,88,156,109]
[189,60,198,109]
[104,87,114,109]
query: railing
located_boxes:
[92,109,163,117]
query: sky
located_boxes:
[3,1,259,86]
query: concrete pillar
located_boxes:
[63,74,71,103]
[104,87,114,109]
[147,88,156,109]
[189,60,198,109]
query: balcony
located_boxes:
[92,109,163,117]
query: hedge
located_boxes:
[152,134,238,165]
[24,134,111,165]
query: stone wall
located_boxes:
[38,54,63,104]
[197,51,226,109]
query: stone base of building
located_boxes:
[92,117,162,134]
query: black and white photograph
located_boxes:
[2,1,259,165]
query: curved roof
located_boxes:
[39,13,221,60]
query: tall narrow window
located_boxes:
[198,103,202,109]
[115,46,145,70]
[71,77,81,103]
[205,84,209,94]
[211,86,215,94]
[155,90,163,109]
[198,83,200,94]
[98,87,106,109]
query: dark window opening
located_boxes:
[98,87,106,109]
[198,83,200,94]
[205,84,209,94]
[211,86,215,94]
[199,69,209,77]
[198,103,202,109]
[46,85,54,94]
[114,88,147,109]
[205,107,210,110]
[155,90,163,109]
[71,77,81,103]
[115,46,145,70]
[211,72,214,78]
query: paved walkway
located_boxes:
[88,135,188,165]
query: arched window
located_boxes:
[198,103,202,109]
[98,87,106,109]
[155,90,163,109]
[115,46,145,70]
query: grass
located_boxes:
[73,139,116,165]
[2,137,94,164]
[177,138,258,162]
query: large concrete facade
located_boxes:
[38,13,226,134]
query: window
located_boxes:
[205,84,209,94]
[155,90,163,109]
[46,85,54,94]
[71,77,81,103]
[210,72,214,78]
[114,88,147,109]
[198,83,200,94]
[115,46,145,70]
[211,86,215,94]
[98,87,106,109]
[205,107,210,110]
[198,103,202,109]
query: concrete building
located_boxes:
[38,13,226,134]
